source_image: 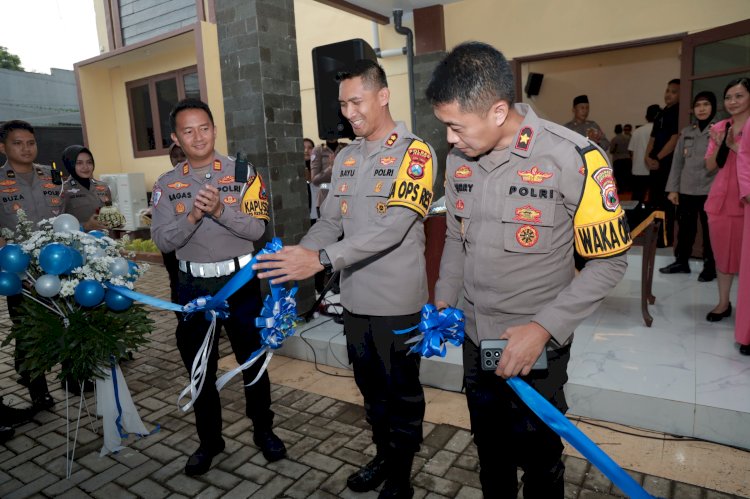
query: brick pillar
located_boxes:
[215,0,314,311]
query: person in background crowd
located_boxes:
[563,94,610,150]
[629,105,661,203]
[427,42,628,499]
[610,123,632,193]
[60,145,111,232]
[310,134,345,209]
[659,91,718,281]
[704,78,750,357]
[303,137,326,294]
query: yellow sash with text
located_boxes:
[387,139,434,217]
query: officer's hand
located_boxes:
[253,245,324,284]
[195,184,222,216]
[667,192,679,205]
[83,214,106,232]
[436,300,450,311]
[496,322,551,379]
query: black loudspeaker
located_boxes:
[525,72,544,97]
[312,39,377,140]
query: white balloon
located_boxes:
[109,257,130,277]
[52,214,80,233]
[35,274,61,297]
[90,246,106,259]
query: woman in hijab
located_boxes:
[659,91,718,282]
[60,145,112,231]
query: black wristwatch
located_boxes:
[319,249,333,271]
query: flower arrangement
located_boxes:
[97,206,126,229]
[0,211,153,384]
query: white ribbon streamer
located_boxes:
[177,310,218,412]
[215,347,274,392]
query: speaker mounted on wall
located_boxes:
[312,39,378,141]
[525,72,544,98]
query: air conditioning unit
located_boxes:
[99,173,148,231]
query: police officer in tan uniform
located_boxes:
[0,120,61,412]
[563,94,610,150]
[59,145,111,231]
[427,43,630,498]
[151,99,286,476]
[309,136,345,209]
[255,60,435,499]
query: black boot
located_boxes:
[253,428,286,462]
[378,451,415,499]
[28,377,54,413]
[0,396,34,427]
[347,454,388,492]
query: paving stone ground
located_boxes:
[0,265,744,498]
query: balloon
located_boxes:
[64,249,84,275]
[52,214,80,233]
[90,246,106,259]
[88,230,106,239]
[109,257,129,277]
[39,243,73,276]
[105,289,133,311]
[0,271,21,296]
[74,280,105,307]
[34,274,61,298]
[0,244,30,273]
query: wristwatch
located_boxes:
[319,249,332,271]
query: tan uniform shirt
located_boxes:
[0,162,62,229]
[151,151,266,263]
[310,142,345,207]
[563,118,610,150]
[60,177,112,224]
[301,122,436,316]
[665,123,716,196]
[436,104,628,347]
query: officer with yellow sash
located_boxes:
[151,99,285,477]
[254,60,435,499]
[427,43,630,498]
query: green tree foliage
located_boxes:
[0,46,23,71]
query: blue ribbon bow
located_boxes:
[394,304,464,358]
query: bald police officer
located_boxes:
[427,43,630,498]
[0,120,60,412]
[151,99,286,476]
[254,60,435,499]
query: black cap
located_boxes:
[573,95,589,106]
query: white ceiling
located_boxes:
[342,0,460,19]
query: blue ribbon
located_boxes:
[109,357,160,440]
[394,304,464,358]
[506,377,656,499]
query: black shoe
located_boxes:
[740,344,750,356]
[0,397,34,426]
[706,303,732,322]
[185,442,225,476]
[347,455,387,492]
[0,426,14,444]
[698,268,716,282]
[31,393,55,413]
[253,429,286,462]
[378,480,414,499]
[659,262,690,274]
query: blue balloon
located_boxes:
[0,271,21,296]
[126,261,139,282]
[39,243,73,276]
[105,289,133,311]
[0,244,30,273]
[64,248,84,275]
[74,279,105,307]
[88,230,106,239]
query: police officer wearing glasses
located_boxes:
[151,99,286,476]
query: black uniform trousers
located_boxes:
[6,294,50,399]
[675,193,714,270]
[344,309,425,455]
[649,156,675,246]
[463,338,570,499]
[176,270,273,454]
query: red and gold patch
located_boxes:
[0,179,16,186]
[517,166,553,184]
[516,225,539,247]
[218,175,235,184]
[380,156,397,166]
[167,181,190,190]
[456,199,465,211]
[95,185,107,191]
[374,181,384,193]
[1,188,18,194]
[338,183,349,193]
[343,157,356,167]
[50,197,61,206]
[385,133,398,147]
[42,183,57,189]
[224,195,237,205]
[514,205,542,223]
[175,202,186,214]
[515,126,533,151]
[455,165,472,178]
[340,199,349,215]
[578,166,586,176]
[376,202,387,214]
[406,147,430,180]
[12,202,20,212]
[213,160,222,171]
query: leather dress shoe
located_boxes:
[0,426,14,444]
[185,442,225,476]
[378,479,414,499]
[0,397,34,426]
[706,303,732,322]
[740,344,750,356]
[659,262,690,274]
[347,455,387,492]
[253,429,286,462]
[31,393,54,413]
[698,268,716,282]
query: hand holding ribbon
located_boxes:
[394,304,464,358]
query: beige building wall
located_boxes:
[294,0,411,143]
